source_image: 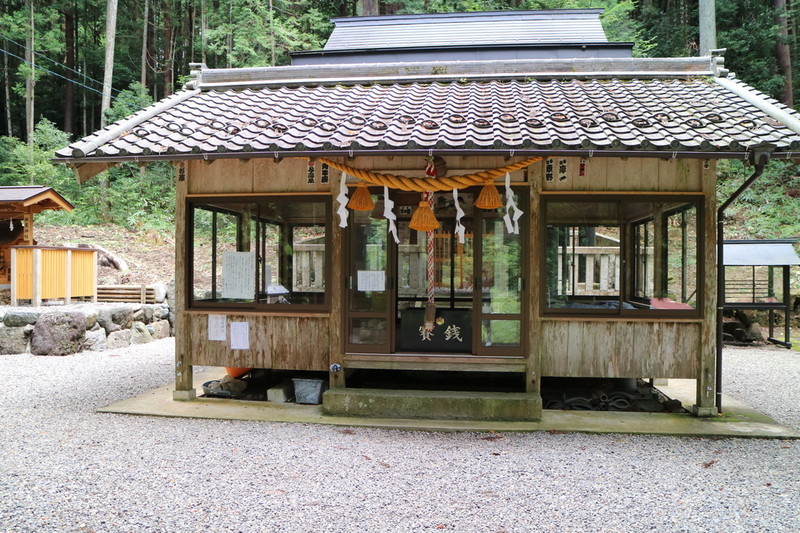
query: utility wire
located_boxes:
[0,45,127,105]
[2,36,122,95]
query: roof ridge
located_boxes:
[186,57,722,91]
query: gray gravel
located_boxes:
[1,339,798,533]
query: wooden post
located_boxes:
[528,163,543,395]
[65,249,72,304]
[92,250,98,303]
[695,160,717,416]
[32,247,41,307]
[174,162,195,400]
[328,178,345,389]
[10,247,17,305]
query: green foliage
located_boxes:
[104,82,153,124]
[717,159,800,240]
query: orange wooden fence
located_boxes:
[10,246,97,306]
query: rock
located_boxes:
[111,306,135,329]
[130,321,153,344]
[106,329,132,349]
[30,312,87,356]
[141,305,154,324]
[221,375,248,395]
[742,322,763,342]
[132,309,145,322]
[82,311,98,330]
[4,311,40,327]
[83,327,107,351]
[153,283,167,304]
[151,319,171,340]
[96,308,120,334]
[0,327,28,354]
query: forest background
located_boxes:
[0,0,798,255]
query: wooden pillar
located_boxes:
[527,163,543,395]
[32,247,41,307]
[173,162,195,400]
[694,160,717,416]
[10,247,17,305]
[65,250,72,304]
[328,173,345,389]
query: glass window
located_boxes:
[189,197,329,310]
[544,197,700,315]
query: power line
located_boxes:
[0,45,124,103]
[2,36,121,95]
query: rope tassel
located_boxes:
[474,179,503,210]
[409,200,440,232]
[347,182,374,211]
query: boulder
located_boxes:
[141,305,154,324]
[111,306,135,329]
[83,326,107,351]
[130,321,153,344]
[30,312,87,356]
[153,283,167,303]
[4,311,40,328]
[96,308,121,334]
[151,319,171,340]
[106,329,132,349]
[0,327,28,354]
[81,311,98,330]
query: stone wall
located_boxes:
[0,286,174,355]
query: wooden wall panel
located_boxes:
[541,320,700,378]
[252,158,331,192]
[541,157,703,192]
[188,312,330,371]
[188,159,253,194]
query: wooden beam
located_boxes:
[72,163,110,183]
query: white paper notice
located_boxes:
[222,251,255,299]
[208,314,226,341]
[357,270,385,292]
[230,322,249,350]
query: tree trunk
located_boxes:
[358,0,379,16]
[24,0,35,146]
[101,0,118,128]
[3,39,12,137]
[140,0,149,87]
[163,7,174,96]
[775,0,794,106]
[64,4,76,136]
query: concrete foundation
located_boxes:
[323,388,543,421]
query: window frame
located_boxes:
[186,194,332,313]
[540,193,704,318]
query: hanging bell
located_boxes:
[474,179,503,210]
[347,182,374,211]
[408,201,440,232]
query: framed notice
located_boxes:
[222,251,255,299]
[357,270,385,292]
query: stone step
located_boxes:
[323,387,542,421]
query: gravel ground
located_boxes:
[1,340,798,533]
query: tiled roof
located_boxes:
[56,59,800,161]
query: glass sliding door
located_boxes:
[475,202,526,356]
[344,196,393,353]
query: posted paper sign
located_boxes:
[208,314,226,341]
[230,322,249,350]
[357,270,385,292]
[222,251,255,299]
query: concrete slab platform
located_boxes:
[99,369,800,439]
